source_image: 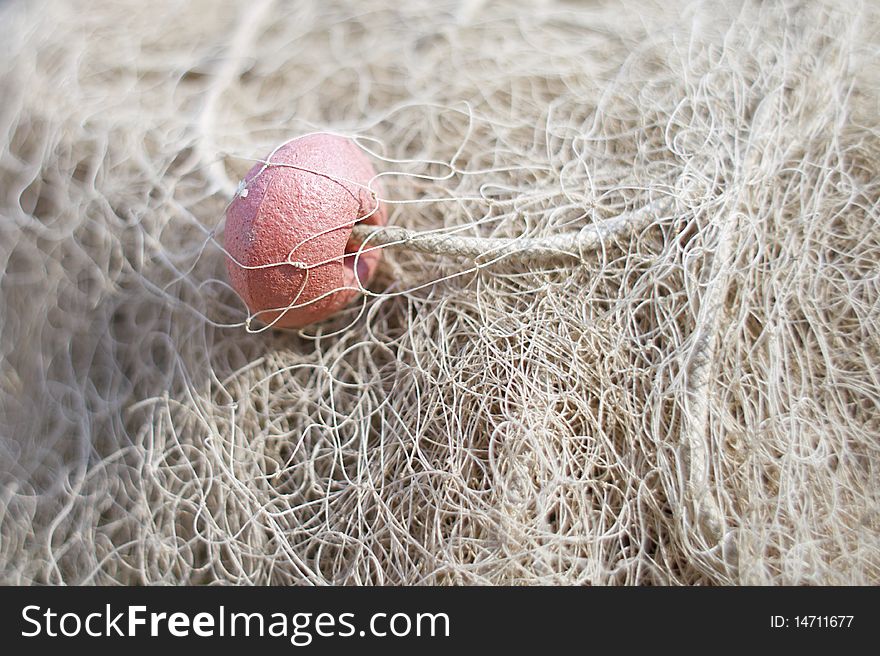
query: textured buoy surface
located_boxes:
[225,134,386,328]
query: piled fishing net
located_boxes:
[1,0,878,585]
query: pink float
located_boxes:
[224,134,386,328]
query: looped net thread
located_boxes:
[1,0,878,585]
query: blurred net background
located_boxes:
[1,0,878,584]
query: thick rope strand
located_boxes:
[350,200,670,264]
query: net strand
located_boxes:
[349,198,671,264]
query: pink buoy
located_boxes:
[224,134,386,328]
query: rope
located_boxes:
[349,200,670,264]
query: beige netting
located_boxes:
[1,0,878,585]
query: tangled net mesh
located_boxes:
[1,0,879,585]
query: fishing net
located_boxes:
[1,0,878,585]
